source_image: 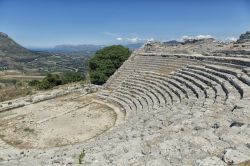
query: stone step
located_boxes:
[132,73,172,105]
[141,76,176,104]
[166,76,199,107]
[205,64,250,98]
[172,74,208,106]
[170,75,199,99]
[185,66,228,102]
[175,72,208,98]
[105,95,132,115]
[202,59,245,69]
[117,87,148,111]
[114,89,144,111]
[111,91,139,112]
[166,79,189,100]
[125,77,165,107]
[180,69,222,103]
[138,71,182,103]
[176,70,218,105]
[97,94,129,115]
[187,65,241,103]
[121,82,155,108]
[122,80,161,108]
[200,65,244,99]
[193,55,250,67]
[119,86,151,110]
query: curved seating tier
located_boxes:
[100,53,250,116]
[104,54,200,90]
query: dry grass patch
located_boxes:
[0,86,32,102]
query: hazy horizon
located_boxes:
[0,0,250,47]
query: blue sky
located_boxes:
[0,0,250,47]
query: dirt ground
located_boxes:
[0,93,116,149]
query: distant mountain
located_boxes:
[0,32,42,62]
[53,43,144,52]
[0,32,49,71]
[46,43,143,55]
[52,44,105,53]
[0,33,92,74]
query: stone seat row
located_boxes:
[102,54,250,115]
[101,63,250,117]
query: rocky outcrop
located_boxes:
[0,32,8,38]
[143,31,250,57]
[183,38,215,45]
[237,31,250,43]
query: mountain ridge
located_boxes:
[0,32,44,71]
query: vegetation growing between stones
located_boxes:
[23,128,35,133]
[0,134,5,139]
[88,45,131,85]
[78,149,85,164]
[29,72,85,90]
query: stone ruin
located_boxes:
[1,32,250,165]
[237,31,250,44]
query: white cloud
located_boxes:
[126,37,140,43]
[104,32,119,37]
[116,37,123,41]
[147,38,155,42]
[180,34,213,41]
[196,35,212,39]
[116,37,154,43]
[105,32,155,43]
[225,37,237,42]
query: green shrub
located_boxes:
[89,45,131,85]
[38,80,52,90]
[28,80,40,86]
[31,72,85,90]
[45,73,62,87]
[61,72,85,84]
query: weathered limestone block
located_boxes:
[195,156,226,166]
[223,149,250,165]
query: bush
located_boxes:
[30,72,85,90]
[45,74,62,87]
[28,80,40,86]
[89,45,131,85]
[61,72,85,84]
[38,80,52,90]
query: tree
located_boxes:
[89,45,131,85]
